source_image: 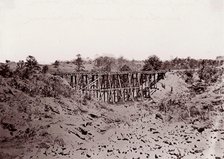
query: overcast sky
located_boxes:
[0,0,223,63]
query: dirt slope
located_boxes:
[0,71,224,159]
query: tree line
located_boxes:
[68,54,223,72]
[1,54,223,81]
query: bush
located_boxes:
[189,106,200,117]
[161,60,171,70]
[25,55,40,71]
[41,75,73,98]
[42,65,49,74]
[185,70,193,78]
[94,56,115,72]
[0,64,12,78]
[198,66,219,83]
[142,55,162,71]
[53,60,60,68]
[74,54,85,72]
[120,64,131,72]
[14,56,40,79]
[14,60,25,77]
[24,56,40,77]
[16,60,25,69]
[184,70,194,83]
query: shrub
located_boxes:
[102,63,112,72]
[184,70,194,83]
[120,64,131,72]
[158,102,166,112]
[94,56,115,72]
[161,60,171,70]
[198,66,219,83]
[117,56,129,69]
[25,55,40,71]
[53,60,60,68]
[185,70,193,78]
[16,60,25,69]
[74,54,85,72]
[189,106,200,117]
[0,64,12,78]
[42,65,49,74]
[24,56,40,78]
[14,60,25,78]
[142,55,162,71]
[14,56,40,79]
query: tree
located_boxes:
[42,65,49,74]
[75,54,85,72]
[14,56,40,79]
[142,55,162,71]
[94,56,115,72]
[25,55,40,71]
[102,62,112,72]
[53,60,60,68]
[17,60,25,69]
[120,64,131,72]
[188,57,198,69]
[117,56,128,69]
[198,63,219,83]
[0,63,12,77]
[14,60,25,77]
[184,70,194,83]
[5,60,10,63]
[161,60,171,70]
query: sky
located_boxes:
[0,0,223,64]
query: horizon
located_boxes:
[0,52,223,64]
[0,53,223,65]
[0,0,223,64]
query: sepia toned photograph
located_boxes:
[0,0,224,158]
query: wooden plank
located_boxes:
[128,73,134,101]
[108,74,114,103]
[118,74,124,103]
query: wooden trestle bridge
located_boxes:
[56,71,166,103]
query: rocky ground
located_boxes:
[0,70,224,159]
